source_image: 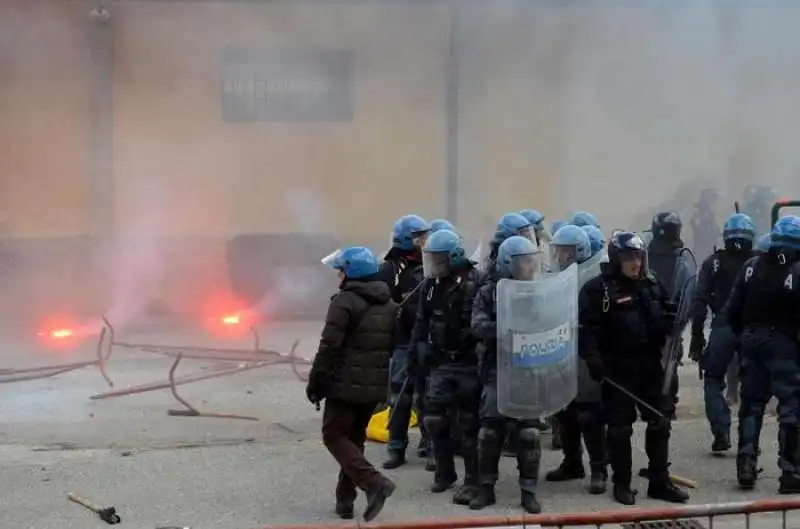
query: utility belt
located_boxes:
[427,345,478,368]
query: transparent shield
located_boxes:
[470,241,483,263]
[518,226,536,243]
[577,250,606,288]
[422,251,450,278]
[496,264,579,419]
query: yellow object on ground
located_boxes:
[366,407,418,443]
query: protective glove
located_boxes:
[689,334,706,363]
[305,378,325,405]
[585,356,604,382]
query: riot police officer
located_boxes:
[380,214,431,469]
[478,213,540,457]
[430,219,457,234]
[481,213,536,276]
[580,231,690,505]
[520,209,549,247]
[724,215,800,492]
[648,211,687,417]
[690,188,720,262]
[410,229,482,505]
[544,225,608,494]
[469,235,544,513]
[689,213,756,454]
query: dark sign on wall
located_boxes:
[221,49,354,122]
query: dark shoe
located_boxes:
[545,461,585,482]
[711,433,732,454]
[613,483,636,505]
[648,480,689,503]
[588,471,608,495]
[430,479,456,493]
[416,442,430,458]
[382,453,406,470]
[521,491,542,514]
[364,477,396,522]
[779,472,800,494]
[335,502,354,520]
[468,486,496,510]
[425,457,436,472]
[737,458,757,490]
[452,484,477,506]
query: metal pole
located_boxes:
[88,2,114,237]
[445,5,461,225]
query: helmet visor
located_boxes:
[423,251,450,278]
[320,249,344,270]
[510,253,541,281]
[551,245,578,272]
[412,230,430,248]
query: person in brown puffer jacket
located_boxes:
[306,246,398,522]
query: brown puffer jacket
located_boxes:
[308,278,397,404]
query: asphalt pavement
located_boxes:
[0,322,796,529]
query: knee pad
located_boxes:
[516,427,541,448]
[607,424,633,441]
[478,423,503,445]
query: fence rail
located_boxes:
[264,498,800,529]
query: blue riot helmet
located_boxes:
[496,235,541,280]
[722,213,756,251]
[550,225,592,271]
[519,209,545,229]
[581,225,606,256]
[769,215,800,263]
[391,214,430,251]
[430,218,456,234]
[569,211,600,228]
[651,211,682,239]
[608,231,648,278]
[493,213,535,245]
[551,220,567,235]
[754,233,771,254]
[320,246,380,279]
[422,229,468,278]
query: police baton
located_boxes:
[387,373,411,427]
[602,377,665,419]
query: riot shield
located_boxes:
[577,251,606,288]
[661,248,698,395]
[496,264,579,419]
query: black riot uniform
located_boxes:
[580,231,690,505]
[689,231,754,453]
[723,218,800,492]
[411,265,482,505]
[647,212,686,417]
[379,248,430,468]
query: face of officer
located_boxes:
[619,250,643,279]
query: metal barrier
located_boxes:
[264,498,800,529]
[0,316,310,420]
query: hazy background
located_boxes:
[2,0,800,338]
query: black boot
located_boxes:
[737,457,757,490]
[588,467,608,495]
[469,486,496,510]
[613,483,636,505]
[382,452,406,470]
[521,491,541,514]
[780,473,800,494]
[430,479,456,493]
[452,484,477,506]
[545,460,585,482]
[711,432,731,454]
[335,502,354,520]
[364,477,396,522]
[647,478,689,503]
